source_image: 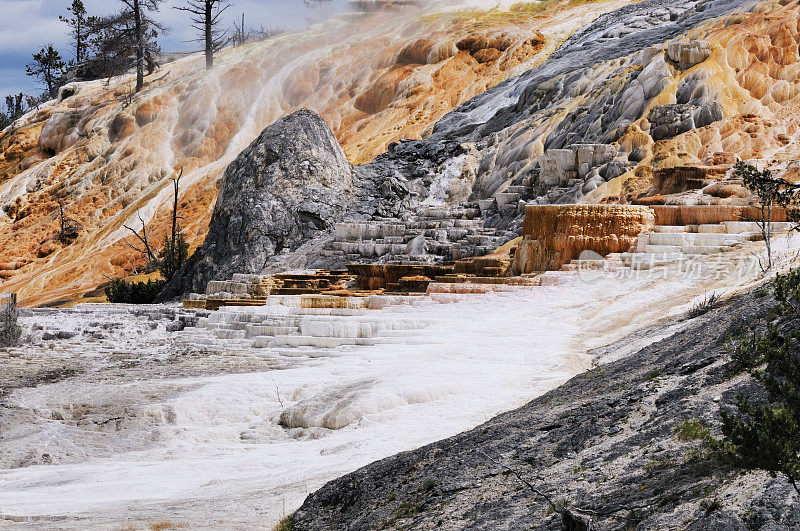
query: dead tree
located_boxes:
[176,0,231,69]
[123,212,157,267]
[0,293,21,348]
[55,187,82,244]
[170,167,183,249]
[159,168,188,280]
[231,12,246,46]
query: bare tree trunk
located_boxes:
[205,0,213,69]
[172,168,182,246]
[134,0,144,92]
[124,213,157,264]
[58,199,66,234]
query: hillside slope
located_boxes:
[294,287,800,529]
[0,0,627,306]
[168,0,794,298]
[4,0,800,306]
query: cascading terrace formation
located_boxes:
[3,0,800,529]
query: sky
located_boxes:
[0,0,346,98]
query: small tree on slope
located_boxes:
[736,161,800,271]
[158,169,188,281]
[0,295,21,348]
[26,45,67,99]
[60,0,91,64]
[715,269,800,494]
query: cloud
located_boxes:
[0,0,347,96]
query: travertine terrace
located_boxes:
[513,204,655,273]
[5,0,800,528]
[0,0,630,306]
[7,0,800,305]
[2,223,796,528]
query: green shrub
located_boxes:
[104,278,165,304]
[159,231,189,281]
[274,513,294,531]
[675,419,711,442]
[774,268,800,318]
[0,296,21,347]
[714,270,800,494]
[643,369,663,382]
[725,328,778,375]
[688,292,719,319]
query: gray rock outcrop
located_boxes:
[649,102,723,141]
[538,144,617,187]
[161,110,356,297]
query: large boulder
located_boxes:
[160,109,354,298]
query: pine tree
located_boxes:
[60,0,90,63]
[88,1,166,91]
[159,231,189,281]
[0,93,26,130]
[122,0,166,91]
[26,45,67,99]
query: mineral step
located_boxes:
[650,222,792,235]
[652,225,696,233]
[683,245,731,255]
[245,325,299,336]
[643,244,683,254]
[434,275,541,286]
[494,192,521,209]
[294,307,368,316]
[614,253,686,270]
[723,221,793,233]
[539,272,577,286]
[203,299,267,310]
[426,283,538,295]
[325,205,514,264]
[268,335,399,348]
[562,261,626,272]
[647,232,746,246]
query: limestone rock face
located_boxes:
[649,103,722,141]
[538,144,617,186]
[162,110,354,296]
[512,205,655,273]
[39,111,83,154]
[667,40,712,69]
[650,165,728,195]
